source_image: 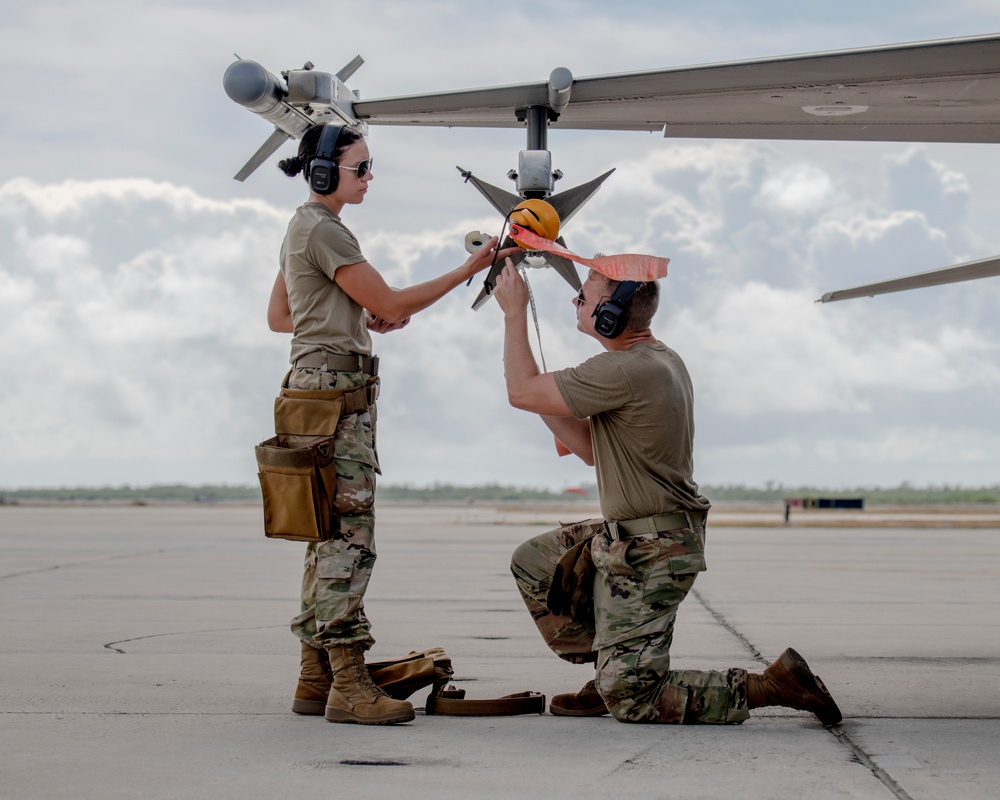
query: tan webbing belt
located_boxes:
[607,510,708,541]
[278,371,379,415]
[293,351,379,375]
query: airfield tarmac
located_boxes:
[1,501,998,800]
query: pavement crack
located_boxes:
[690,588,768,666]
[1,549,170,581]
[104,625,285,654]
[831,728,915,800]
[690,588,916,800]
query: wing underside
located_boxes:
[819,256,1000,302]
[353,34,1000,143]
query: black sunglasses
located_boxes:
[338,158,373,179]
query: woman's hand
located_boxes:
[366,311,410,333]
[461,236,520,281]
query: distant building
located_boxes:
[784,497,864,524]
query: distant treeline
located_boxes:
[704,483,1000,505]
[2,481,1000,505]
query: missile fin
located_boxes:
[234,128,292,181]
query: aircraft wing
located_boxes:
[818,256,1000,302]
[353,34,1000,143]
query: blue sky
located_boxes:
[2,1,1000,490]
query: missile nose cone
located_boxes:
[223,59,275,106]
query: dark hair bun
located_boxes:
[277,155,305,177]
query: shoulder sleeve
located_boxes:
[307,219,366,280]
[552,353,633,419]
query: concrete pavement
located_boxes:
[1,502,998,799]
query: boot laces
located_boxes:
[348,644,387,698]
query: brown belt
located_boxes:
[293,351,379,375]
[607,510,707,541]
[426,687,546,716]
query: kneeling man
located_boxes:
[492,262,841,725]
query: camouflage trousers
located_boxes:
[285,367,379,650]
[511,517,750,724]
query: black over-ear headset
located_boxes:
[306,124,345,195]
[593,280,641,339]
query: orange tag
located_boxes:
[509,225,669,282]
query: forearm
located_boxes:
[336,244,510,324]
[506,319,594,463]
[378,266,472,321]
[502,311,572,416]
[495,261,575,417]
[541,415,594,465]
[503,309,540,403]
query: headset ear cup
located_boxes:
[593,300,628,339]
[593,281,640,339]
[307,124,344,195]
[308,159,337,194]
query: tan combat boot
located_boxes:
[549,680,609,717]
[291,642,332,715]
[325,643,416,725]
[747,647,842,726]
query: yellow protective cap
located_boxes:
[509,199,559,247]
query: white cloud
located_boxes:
[4,2,1000,488]
[758,164,834,214]
[673,282,1000,417]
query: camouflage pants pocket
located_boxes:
[308,522,377,646]
[332,456,375,515]
[511,520,605,663]
[592,534,701,651]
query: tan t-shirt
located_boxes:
[280,202,372,364]
[553,342,711,521]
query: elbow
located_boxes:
[361,288,413,325]
[267,312,293,333]
[506,388,533,412]
[374,296,412,324]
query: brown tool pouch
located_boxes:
[255,372,378,542]
[255,435,338,542]
[367,646,454,701]
[366,646,545,716]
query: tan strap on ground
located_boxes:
[425,686,546,716]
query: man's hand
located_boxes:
[493,260,529,317]
[366,312,410,333]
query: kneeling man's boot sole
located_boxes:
[752,647,842,727]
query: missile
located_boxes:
[223,59,314,139]
[223,57,364,181]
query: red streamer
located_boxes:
[509,224,669,282]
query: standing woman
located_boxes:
[267,122,511,725]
